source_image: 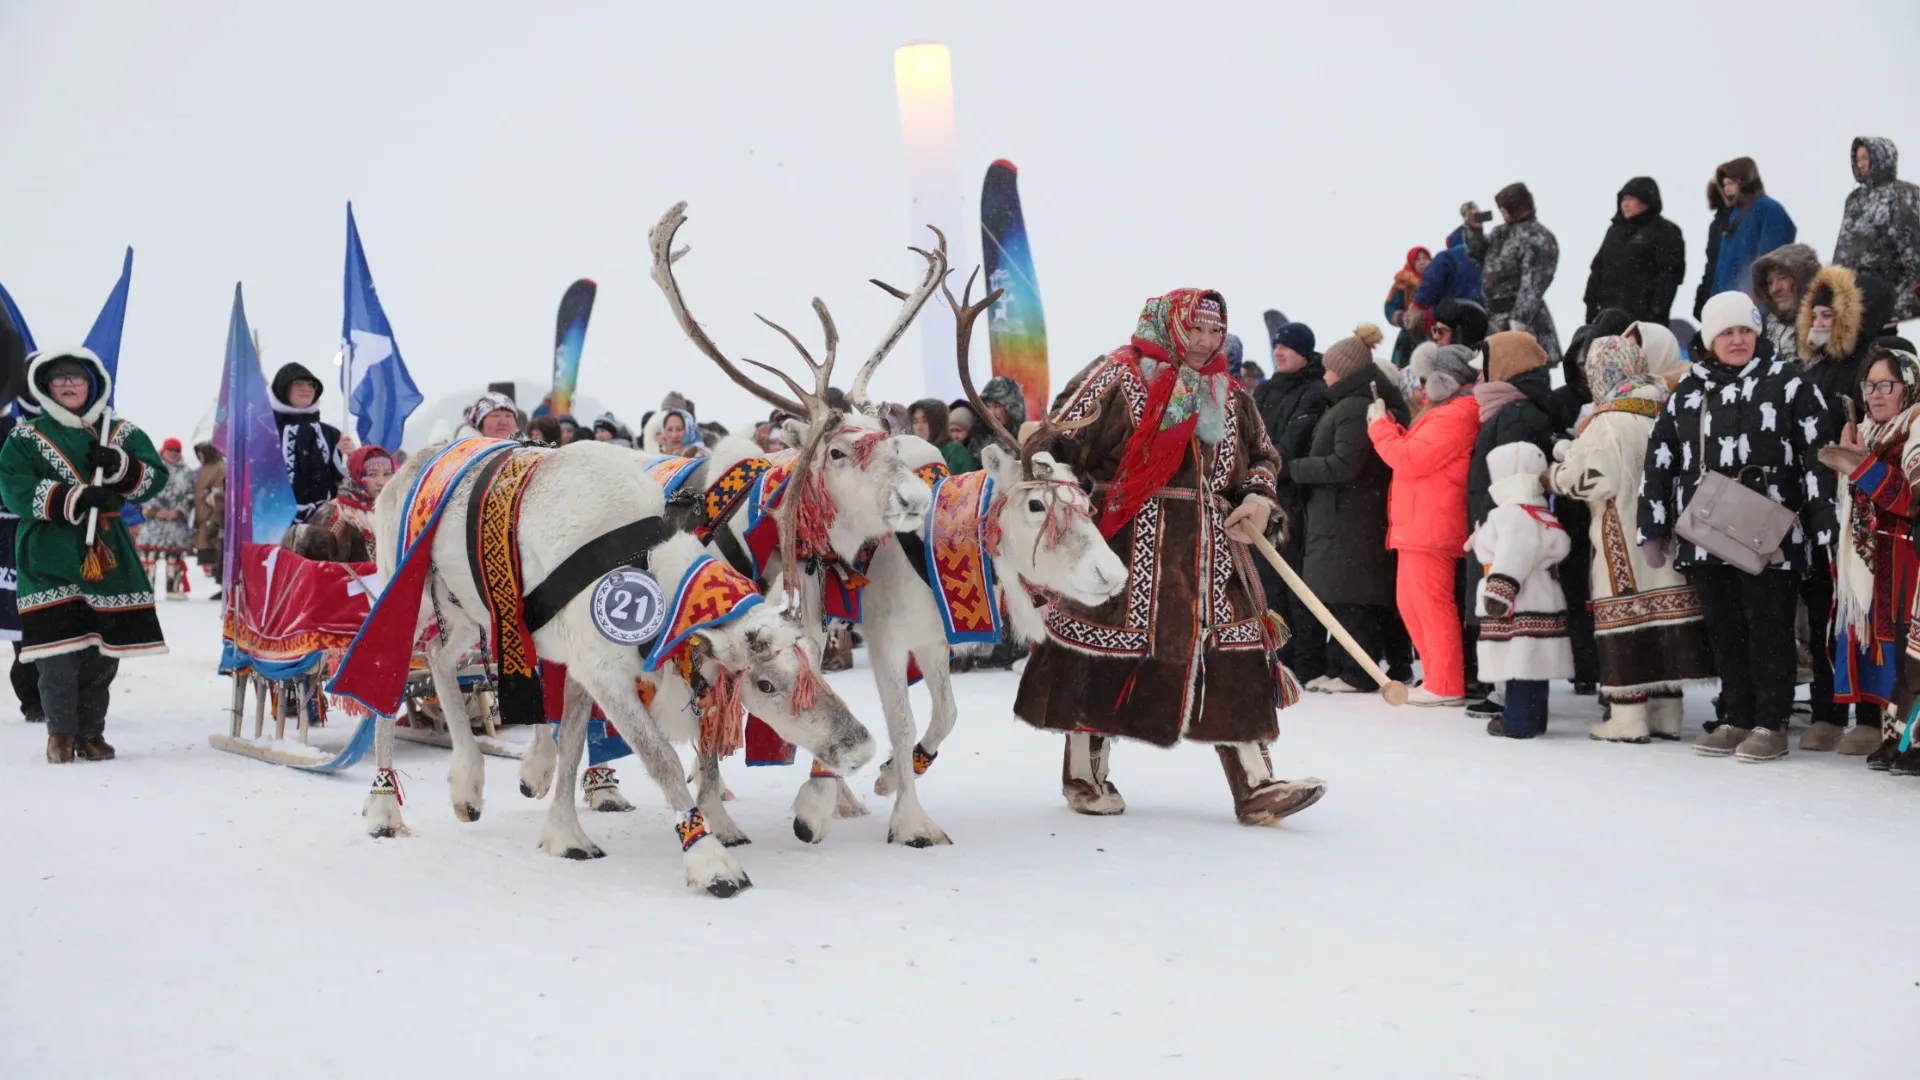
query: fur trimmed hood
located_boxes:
[1750,243,1822,316]
[1709,156,1766,209]
[26,346,111,429]
[1798,264,1895,363]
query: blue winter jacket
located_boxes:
[1710,196,1796,298]
[1414,240,1486,309]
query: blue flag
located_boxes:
[341,204,422,452]
[0,281,36,355]
[83,247,133,406]
[214,284,298,596]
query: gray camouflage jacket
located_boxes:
[1467,218,1562,365]
[1833,137,1920,323]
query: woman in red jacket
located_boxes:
[1367,344,1483,705]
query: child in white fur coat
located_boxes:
[1471,442,1575,737]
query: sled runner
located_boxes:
[211,543,380,770]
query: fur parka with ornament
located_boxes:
[1015,290,1291,748]
[1470,443,1574,683]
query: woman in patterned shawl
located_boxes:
[1014,289,1326,826]
[1819,343,1920,770]
[1547,333,1715,744]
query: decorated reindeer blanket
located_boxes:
[463,445,550,725]
[327,437,515,717]
[921,468,1002,645]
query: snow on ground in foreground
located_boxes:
[1,593,1914,1079]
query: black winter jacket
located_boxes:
[1467,366,1556,529]
[1287,366,1410,608]
[269,362,346,523]
[1585,179,1686,324]
[1253,358,1330,525]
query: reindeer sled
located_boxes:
[211,543,379,770]
[631,203,1128,848]
[327,425,879,896]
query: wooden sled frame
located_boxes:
[392,662,524,759]
[209,668,373,770]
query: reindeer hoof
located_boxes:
[370,826,394,839]
[519,781,536,798]
[704,874,752,899]
[454,803,481,823]
[561,846,604,861]
[892,832,934,848]
[721,834,752,848]
[793,818,820,845]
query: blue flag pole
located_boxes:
[341,204,422,452]
[83,247,133,406]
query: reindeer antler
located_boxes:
[944,265,1097,479]
[856,226,949,409]
[650,202,806,417]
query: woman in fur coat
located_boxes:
[1819,343,1920,771]
[1015,289,1326,827]
[1472,442,1574,737]
[1547,334,1716,743]
[0,348,169,763]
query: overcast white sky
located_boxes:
[3,0,1917,446]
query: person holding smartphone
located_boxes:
[1462,185,1564,367]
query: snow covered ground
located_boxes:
[1,589,1914,1079]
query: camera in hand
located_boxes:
[1473,210,1494,224]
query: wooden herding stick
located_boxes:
[1247,532,1409,706]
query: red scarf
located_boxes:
[1097,288,1229,539]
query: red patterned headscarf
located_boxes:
[343,445,393,507]
[1096,288,1229,538]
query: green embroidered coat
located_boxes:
[0,350,169,661]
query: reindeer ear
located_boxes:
[1028,451,1069,483]
[688,630,746,670]
[980,443,1021,487]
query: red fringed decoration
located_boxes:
[1112,649,1152,710]
[698,666,746,759]
[983,494,1006,559]
[788,643,826,714]
[795,461,837,559]
[848,430,888,467]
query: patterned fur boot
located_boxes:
[1217,743,1326,826]
[1062,733,1124,815]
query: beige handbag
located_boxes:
[1673,415,1799,575]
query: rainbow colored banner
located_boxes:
[980,160,1049,420]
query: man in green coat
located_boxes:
[0,347,168,763]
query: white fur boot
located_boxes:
[1590,700,1652,744]
[1647,696,1684,740]
[1063,733,1125,815]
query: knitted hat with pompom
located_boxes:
[1321,324,1385,381]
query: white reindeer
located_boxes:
[704,271,1130,848]
[357,440,876,897]
[519,200,950,838]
